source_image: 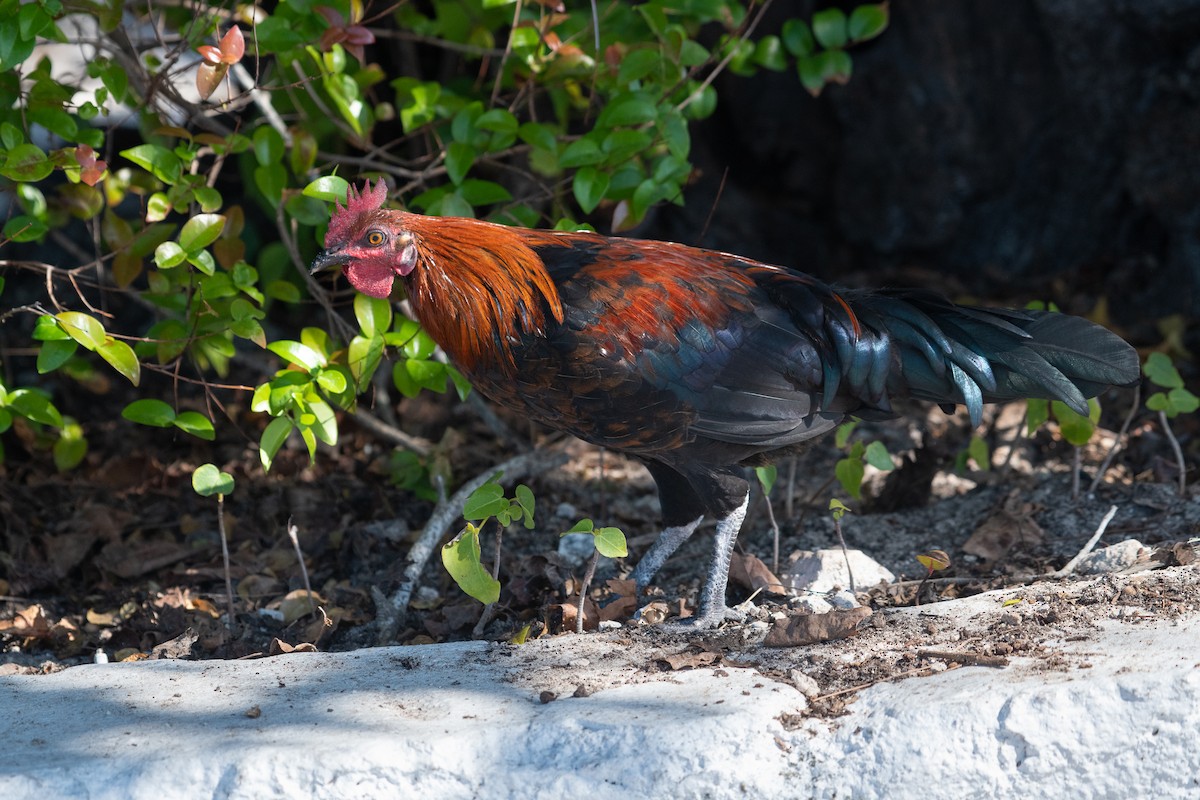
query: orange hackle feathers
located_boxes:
[400,215,566,374]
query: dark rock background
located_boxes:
[652,0,1200,326]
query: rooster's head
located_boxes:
[310,180,417,299]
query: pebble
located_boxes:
[557,532,596,567]
[1076,539,1145,575]
[786,549,896,595]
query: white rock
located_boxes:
[786,549,896,594]
[789,595,834,614]
[828,589,861,609]
[1076,539,1146,574]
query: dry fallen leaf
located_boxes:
[729,552,786,594]
[658,648,724,671]
[963,491,1044,564]
[763,607,872,648]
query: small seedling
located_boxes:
[755,464,782,572]
[828,498,856,593]
[192,463,236,625]
[561,518,628,633]
[913,548,951,606]
[834,421,894,499]
[441,475,535,605]
[1143,352,1198,495]
[1027,397,1101,500]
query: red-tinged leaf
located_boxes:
[218,26,245,64]
[197,45,222,65]
[317,6,346,26]
[196,62,229,102]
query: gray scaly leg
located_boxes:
[680,492,750,629]
[629,516,703,616]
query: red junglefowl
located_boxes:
[312,180,1139,629]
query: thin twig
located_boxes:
[352,409,433,456]
[217,494,236,627]
[286,517,316,617]
[379,449,568,643]
[1158,409,1188,496]
[833,515,856,594]
[577,548,600,634]
[1088,385,1140,495]
[1051,505,1119,577]
[763,486,781,575]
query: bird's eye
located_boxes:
[366,230,385,246]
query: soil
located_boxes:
[2,377,1198,707]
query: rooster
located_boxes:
[312,180,1139,629]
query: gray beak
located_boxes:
[309,248,345,274]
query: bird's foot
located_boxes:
[661,603,747,632]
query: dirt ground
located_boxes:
[2,378,1198,705]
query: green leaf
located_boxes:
[1,144,53,181]
[458,179,512,206]
[835,456,865,499]
[33,316,70,341]
[253,125,285,167]
[1143,351,1183,389]
[559,138,604,168]
[303,175,351,203]
[154,241,187,269]
[835,420,858,449]
[268,340,326,371]
[563,519,595,535]
[1026,398,1050,434]
[463,482,508,521]
[192,463,235,497]
[967,435,991,471]
[349,334,385,391]
[1052,399,1099,446]
[474,108,518,135]
[864,441,894,471]
[254,163,287,205]
[3,215,48,242]
[53,422,87,472]
[122,398,176,427]
[593,527,627,559]
[55,312,106,350]
[6,389,63,427]
[97,338,141,385]
[598,92,658,128]
[354,292,392,338]
[755,464,778,495]
[444,141,475,185]
[174,411,216,440]
[829,497,851,521]
[37,339,77,373]
[178,214,226,253]
[316,369,348,394]
[572,166,610,214]
[441,525,501,605]
[259,415,293,471]
[514,484,535,529]
[120,144,181,184]
[781,18,815,57]
[812,8,848,49]
[754,35,788,71]
[518,122,558,152]
[848,4,890,42]
[1168,387,1200,415]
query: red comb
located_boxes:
[326,179,389,246]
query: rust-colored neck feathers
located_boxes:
[390,211,565,374]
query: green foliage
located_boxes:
[442,476,535,604]
[954,434,991,472]
[1144,352,1199,418]
[562,518,628,559]
[0,2,884,484]
[192,463,235,497]
[833,422,894,499]
[1026,397,1101,446]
